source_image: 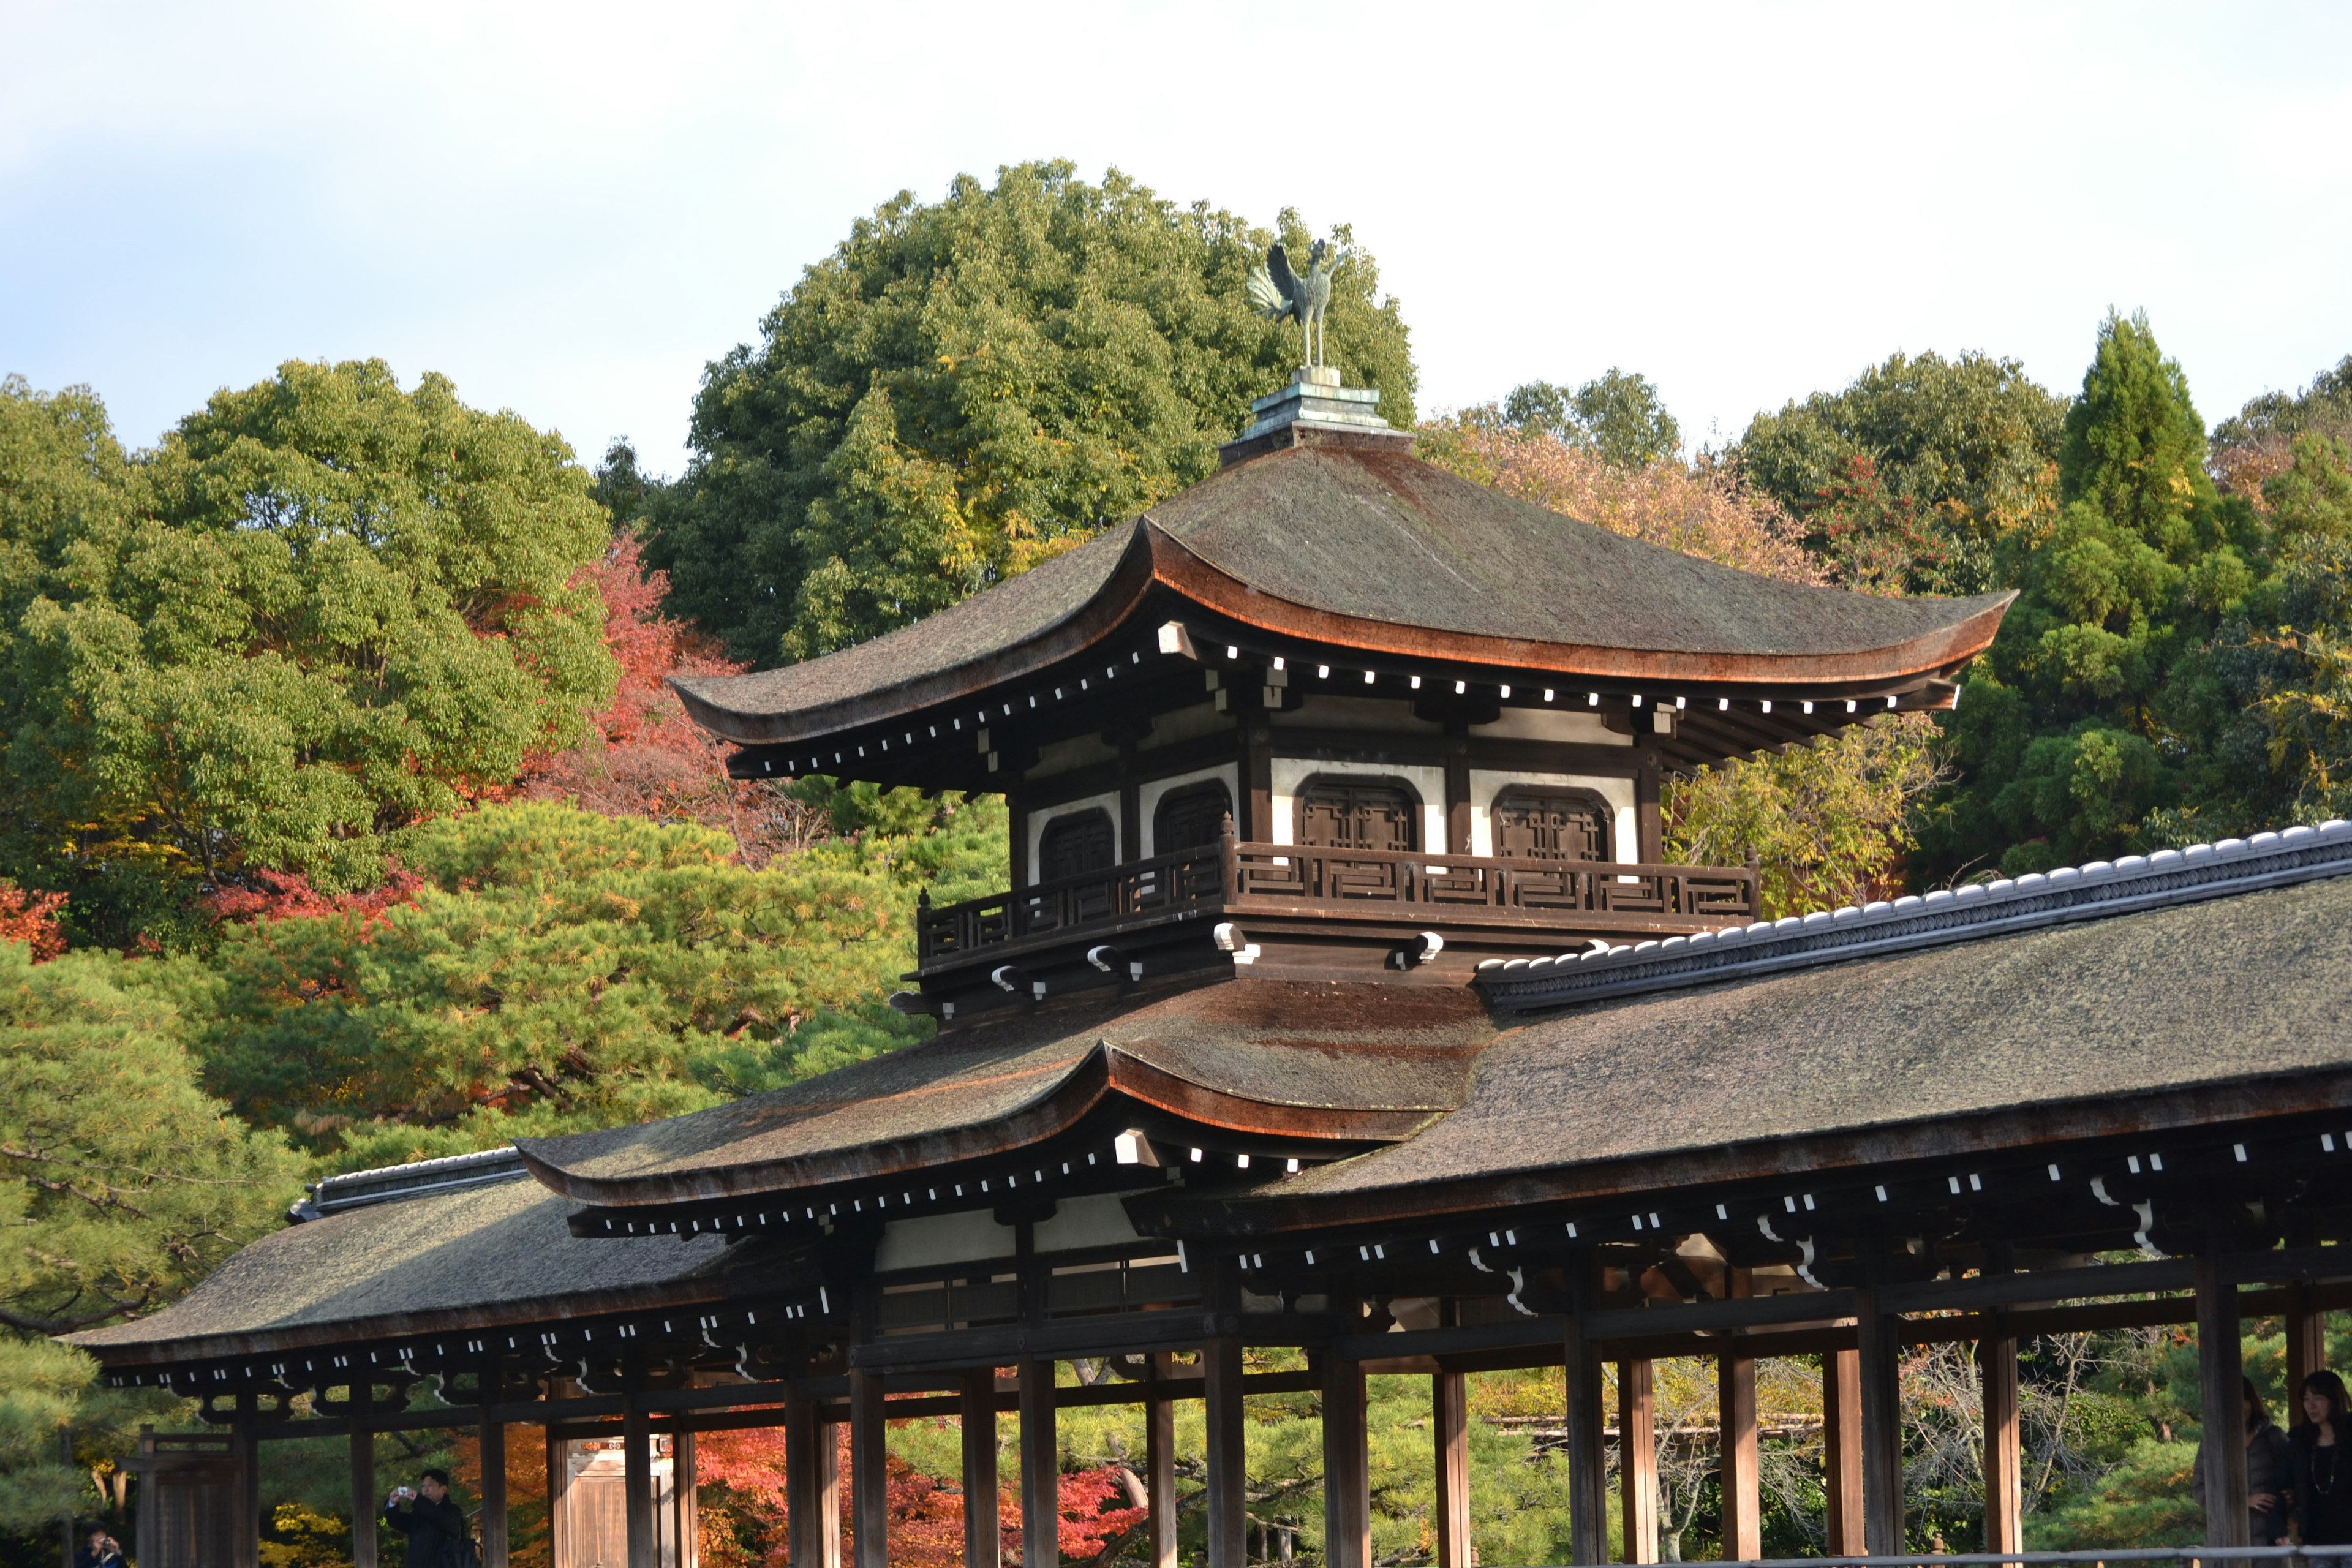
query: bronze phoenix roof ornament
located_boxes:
[1248,239,1338,369]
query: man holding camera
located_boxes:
[385,1469,470,1568]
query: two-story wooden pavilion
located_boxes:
[67,370,2351,1568]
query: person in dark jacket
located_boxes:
[385,1468,468,1568]
[2294,1370,2352,1545]
[2195,1376,2294,1544]
[73,1528,124,1568]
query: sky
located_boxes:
[4,2,2350,472]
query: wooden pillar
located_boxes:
[1634,761,1662,863]
[1241,725,1273,845]
[1020,1359,1059,1568]
[1982,1325,2021,1560]
[1433,1370,1471,1568]
[1008,799,1030,891]
[350,1385,379,1568]
[785,1395,839,1568]
[2196,1250,2251,1551]
[1717,1352,1760,1562]
[546,1428,567,1568]
[2290,1283,2328,1409]
[1322,1355,1370,1568]
[1444,745,1472,856]
[1204,1332,1248,1568]
[236,1423,262,1568]
[479,1403,511,1568]
[674,1429,699,1568]
[134,1427,158,1568]
[1145,1354,1178,1568]
[1618,1359,1658,1564]
[962,1370,1001,1568]
[1821,1349,1863,1556]
[1564,1260,1609,1567]
[850,1368,889,1568]
[624,1391,657,1568]
[1854,1289,1904,1556]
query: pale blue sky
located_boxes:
[4,2,2348,472]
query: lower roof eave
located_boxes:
[1126,1063,2352,1242]
[66,1275,738,1371]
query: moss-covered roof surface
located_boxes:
[673,447,2009,741]
[66,1177,728,1363]
[1221,869,2352,1221]
[518,978,1496,1207]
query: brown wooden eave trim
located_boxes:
[1101,1046,1457,1142]
[69,1277,737,1369]
[515,1050,1119,1208]
[670,521,1167,746]
[1129,1064,2352,1240]
[1140,521,2013,690]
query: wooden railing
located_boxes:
[914,839,1758,966]
[916,845,1227,962]
[1227,843,1757,921]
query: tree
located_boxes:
[1920,313,2272,876]
[189,797,1006,1167]
[1502,369,1682,467]
[644,162,1417,666]
[1735,350,2067,595]
[0,365,618,947]
[0,937,303,1521]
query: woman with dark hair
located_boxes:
[2196,1376,2293,1544]
[2294,1370,2352,1545]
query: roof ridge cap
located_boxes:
[1477,820,2352,1014]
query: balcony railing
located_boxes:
[914,837,1758,968]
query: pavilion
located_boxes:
[66,368,2348,1568]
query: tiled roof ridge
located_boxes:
[290,1145,529,1223]
[1476,820,2352,1014]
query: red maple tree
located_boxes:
[0,885,67,962]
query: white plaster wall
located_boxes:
[1480,707,1633,745]
[1027,789,1121,881]
[1033,1192,1144,1253]
[1268,757,1447,851]
[1136,763,1240,858]
[875,1209,1017,1272]
[1466,769,1638,863]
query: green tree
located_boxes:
[644,161,1417,666]
[1736,349,2067,595]
[0,937,303,1521]
[1921,313,2269,876]
[1503,369,1682,467]
[0,365,618,945]
[191,796,1006,1166]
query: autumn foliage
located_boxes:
[0,886,66,962]
[693,1422,1145,1568]
[518,533,824,865]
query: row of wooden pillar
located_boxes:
[320,1266,2310,1568]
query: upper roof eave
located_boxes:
[671,454,2015,752]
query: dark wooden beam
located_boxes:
[1719,1348,1760,1561]
[1563,1258,1609,1568]
[1020,1357,1058,1568]
[1983,1316,2021,1558]
[1203,1332,1248,1568]
[1433,1369,1471,1568]
[2198,1245,2251,1553]
[1620,1355,1659,1562]
[1145,1352,1178,1568]
[961,1370,1000,1568]
[1322,1352,1370,1568]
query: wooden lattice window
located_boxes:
[1490,786,1612,862]
[1153,779,1232,854]
[1294,775,1421,853]
[1037,809,1115,881]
